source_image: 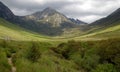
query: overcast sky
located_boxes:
[0,0,120,23]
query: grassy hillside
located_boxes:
[74,23,120,40]
[0,18,52,41]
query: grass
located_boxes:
[74,24,120,40]
[0,18,52,41]
[0,48,11,72]
[0,34,120,72]
[0,39,80,72]
[51,38,120,72]
[0,18,72,44]
[0,38,119,72]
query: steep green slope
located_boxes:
[90,24,120,38]
[79,8,120,40]
[0,18,51,41]
[74,23,120,40]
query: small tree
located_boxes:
[28,42,41,62]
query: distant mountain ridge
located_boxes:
[69,18,87,25]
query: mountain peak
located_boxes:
[30,7,59,20]
[44,7,56,11]
[42,7,57,15]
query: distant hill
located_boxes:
[85,8,120,35]
[90,8,120,26]
[69,18,87,25]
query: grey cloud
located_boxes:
[0,0,120,23]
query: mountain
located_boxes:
[23,7,70,27]
[0,2,15,21]
[69,18,87,25]
[22,7,81,27]
[24,7,87,27]
[20,7,80,36]
[0,2,87,36]
[91,8,120,26]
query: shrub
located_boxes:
[27,42,41,62]
[91,63,117,72]
[79,48,100,71]
[96,39,120,66]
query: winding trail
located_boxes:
[8,53,16,72]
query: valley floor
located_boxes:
[0,37,120,72]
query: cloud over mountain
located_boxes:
[0,0,120,23]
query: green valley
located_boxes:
[0,1,120,72]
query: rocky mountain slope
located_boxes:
[0,2,15,21]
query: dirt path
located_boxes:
[8,54,16,72]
